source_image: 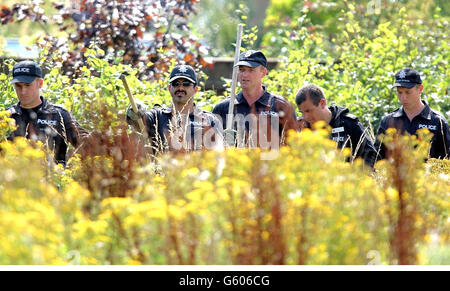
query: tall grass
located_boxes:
[1,114,448,264]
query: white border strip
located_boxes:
[0,265,449,271]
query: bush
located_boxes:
[0,0,448,266]
[0,128,448,265]
[1,0,209,80]
[262,2,449,131]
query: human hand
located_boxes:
[126,102,147,121]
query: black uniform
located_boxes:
[7,97,88,165]
[127,105,222,152]
[326,105,377,167]
[375,101,450,160]
[212,87,298,146]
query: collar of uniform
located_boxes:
[394,100,431,120]
[235,92,246,105]
[392,108,405,118]
[418,101,432,120]
[16,96,48,114]
[235,86,271,106]
[162,106,173,114]
[39,97,50,112]
[329,105,349,127]
[36,97,53,114]
[192,104,204,116]
[329,106,339,127]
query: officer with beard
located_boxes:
[126,65,223,154]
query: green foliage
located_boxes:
[191,0,270,56]
[0,58,17,110]
[191,0,242,56]
[0,46,175,132]
[1,0,208,80]
[263,0,450,55]
[0,0,58,38]
[0,0,448,266]
[263,4,449,130]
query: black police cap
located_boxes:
[11,60,42,84]
[393,68,422,89]
[169,65,197,84]
[235,50,267,68]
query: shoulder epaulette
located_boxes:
[7,107,17,115]
[51,104,68,111]
[430,109,447,121]
[344,113,358,120]
[44,102,68,114]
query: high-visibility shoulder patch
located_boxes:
[345,114,357,120]
[8,107,17,115]
[332,127,345,134]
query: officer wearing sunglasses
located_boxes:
[126,65,223,154]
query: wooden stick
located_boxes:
[120,74,146,135]
[121,74,153,158]
[225,24,243,145]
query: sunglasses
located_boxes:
[171,80,194,87]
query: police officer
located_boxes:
[295,84,377,167]
[126,65,222,153]
[212,50,297,148]
[7,60,88,166]
[375,68,450,160]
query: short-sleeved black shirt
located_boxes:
[127,105,222,152]
[375,101,450,160]
[212,87,297,146]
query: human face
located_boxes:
[297,97,327,126]
[14,78,43,108]
[396,85,423,111]
[168,78,198,104]
[238,65,267,90]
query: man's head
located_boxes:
[295,84,330,126]
[236,50,268,90]
[11,60,43,108]
[168,65,198,104]
[392,68,423,111]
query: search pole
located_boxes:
[225,23,243,147]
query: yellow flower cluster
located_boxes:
[0,110,16,141]
[0,129,448,265]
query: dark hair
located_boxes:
[295,84,326,106]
